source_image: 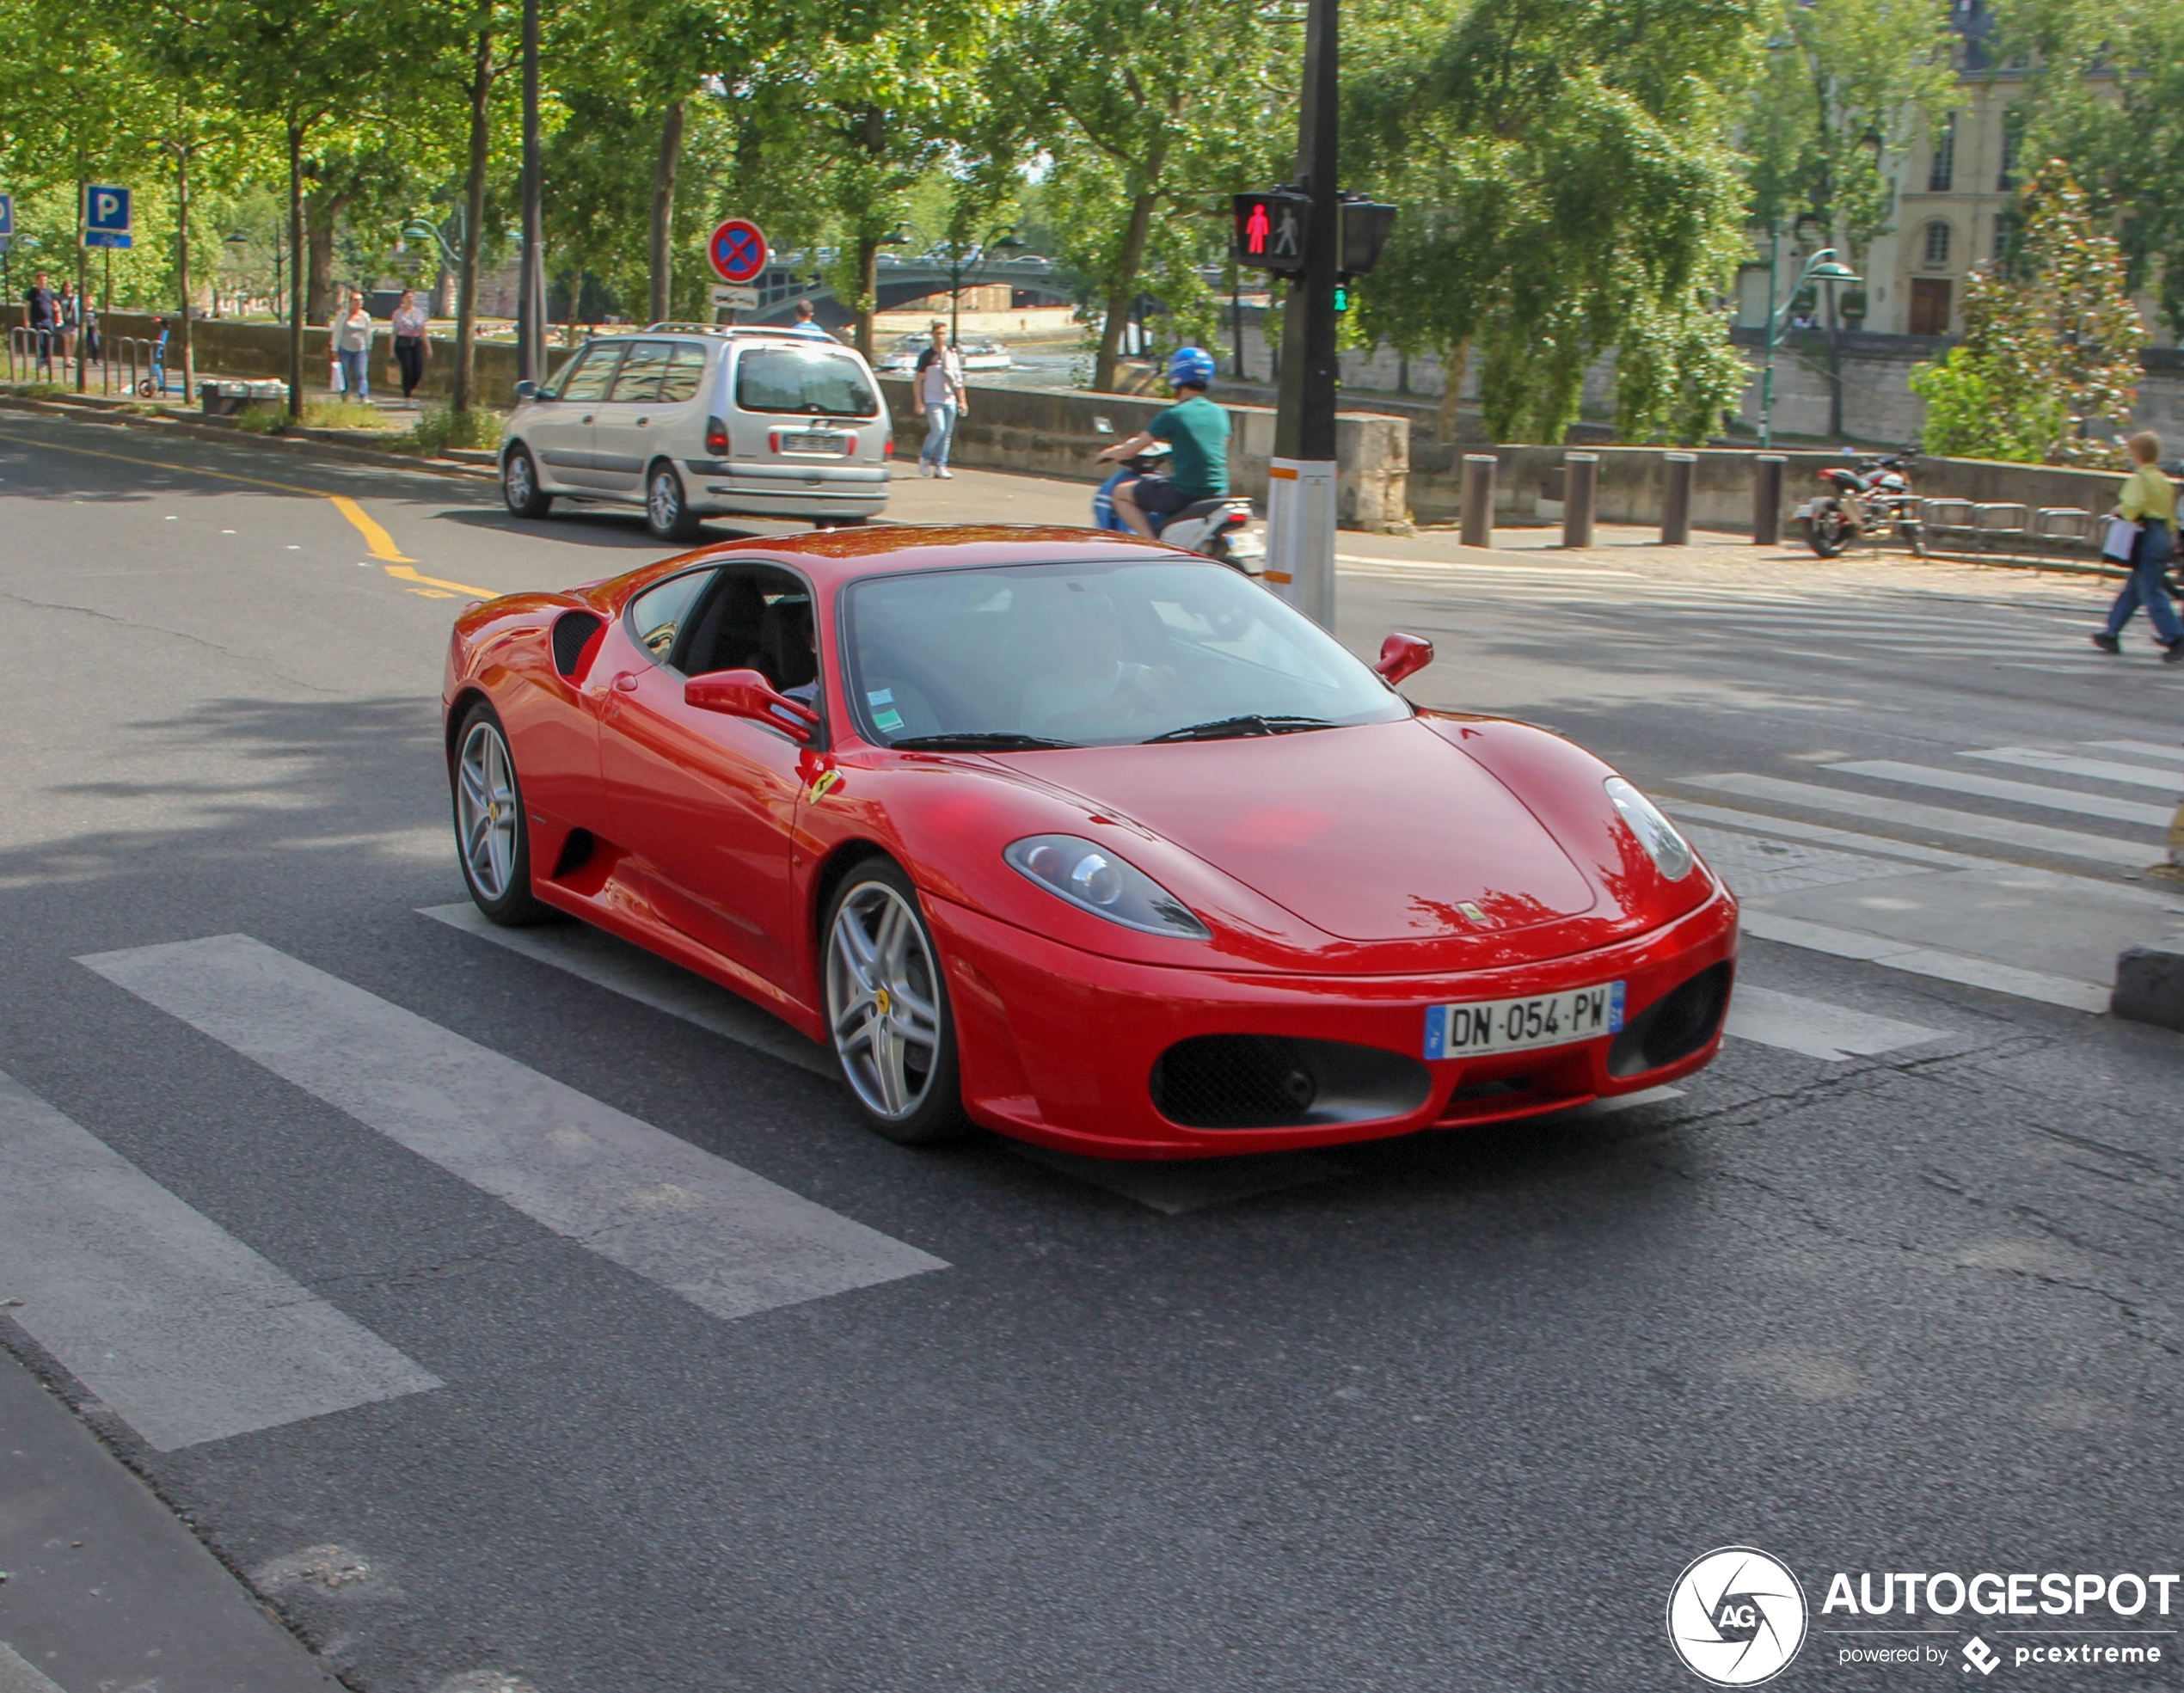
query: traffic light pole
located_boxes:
[1267,0,1341,629]
[516,0,544,385]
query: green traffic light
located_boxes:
[1333,283,1350,313]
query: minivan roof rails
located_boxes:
[644,322,809,338]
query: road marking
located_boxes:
[1682,825,1932,897]
[1737,911,2110,1012]
[0,1067,440,1452]
[421,905,1352,1214]
[327,494,414,561]
[1336,554,1642,579]
[419,903,836,1079]
[1825,760,2176,828]
[0,1641,66,1693]
[1725,985,1947,1061]
[1963,746,2184,791]
[1665,800,1990,869]
[1684,773,2156,867]
[385,562,491,597]
[79,935,946,1323]
[2089,739,2184,766]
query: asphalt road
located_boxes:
[3,408,2182,1693]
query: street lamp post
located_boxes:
[1758,243,1860,450]
[516,0,543,384]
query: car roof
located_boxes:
[598,525,1199,601]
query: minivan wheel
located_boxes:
[502,445,554,518]
[646,462,703,542]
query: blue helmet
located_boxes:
[1167,346,1216,388]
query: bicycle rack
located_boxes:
[1971,502,2032,549]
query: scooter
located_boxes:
[1090,418,1264,574]
[1795,450,1925,557]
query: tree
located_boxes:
[1348,0,1761,444]
[1910,160,2146,466]
[1008,0,1291,392]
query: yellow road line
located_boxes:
[329,494,414,561]
[385,563,493,598]
[0,423,418,563]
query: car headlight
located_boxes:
[1604,777,1695,880]
[1004,834,1212,939]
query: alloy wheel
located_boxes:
[505,452,534,510]
[456,720,518,901]
[648,469,680,534]
[825,881,942,1119]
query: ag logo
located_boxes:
[1667,1546,1808,1686]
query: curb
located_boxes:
[0,390,494,483]
[2111,946,2184,1033]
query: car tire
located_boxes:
[451,702,555,926]
[823,859,967,1145]
[502,445,554,518]
[646,461,703,543]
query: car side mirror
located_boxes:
[513,380,540,402]
[1374,632,1434,686]
[684,668,819,741]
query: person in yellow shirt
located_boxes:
[2094,431,2183,659]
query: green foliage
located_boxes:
[1909,161,2144,465]
[396,403,503,453]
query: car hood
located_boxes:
[1021,719,1598,942]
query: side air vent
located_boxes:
[550,611,604,678]
[1607,962,1732,1077]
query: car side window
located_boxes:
[659,344,708,404]
[608,340,671,402]
[559,345,622,403]
[627,568,717,664]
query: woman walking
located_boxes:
[54,280,79,369]
[911,322,967,478]
[330,289,376,403]
[2092,431,2184,661]
[390,289,430,402]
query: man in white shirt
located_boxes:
[911,322,967,479]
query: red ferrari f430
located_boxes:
[443,527,1736,1158]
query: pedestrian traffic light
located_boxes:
[1332,281,1351,314]
[1338,199,1397,277]
[1233,190,1310,275]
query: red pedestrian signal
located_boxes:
[1233,191,1309,274]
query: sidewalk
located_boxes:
[0,1348,340,1693]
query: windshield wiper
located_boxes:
[888,733,1082,751]
[1143,715,1336,744]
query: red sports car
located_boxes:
[443,526,1736,1158]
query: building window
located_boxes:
[1928,114,1956,192]
[1997,126,2018,192]
[1923,220,1953,268]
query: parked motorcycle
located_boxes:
[1090,418,1265,573]
[1795,450,1926,557]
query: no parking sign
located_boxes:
[706,218,768,285]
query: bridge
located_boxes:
[745,255,1077,328]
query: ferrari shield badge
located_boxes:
[807,768,844,803]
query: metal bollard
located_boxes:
[1659,451,1695,546]
[1460,454,1497,549]
[1562,452,1598,549]
[1752,454,1784,545]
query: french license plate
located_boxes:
[782,432,844,454]
[1424,982,1624,1060]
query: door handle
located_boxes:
[636,416,649,426]
[612,672,640,692]
[580,413,594,423]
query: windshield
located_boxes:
[734,345,879,417]
[841,559,1410,749]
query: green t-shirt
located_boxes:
[1149,395,1230,501]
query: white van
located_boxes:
[499,324,893,540]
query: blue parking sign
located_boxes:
[83,184,132,249]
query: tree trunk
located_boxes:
[452,21,494,415]
[305,193,349,325]
[647,98,684,326]
[1093,173,1163,394]
[287,123,305,419]
[1437,337,1469,445]
[853,232,880,359]
[175,127,194,400]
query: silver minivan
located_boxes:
[499,324,893,539]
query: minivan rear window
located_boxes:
[734,346,878,418]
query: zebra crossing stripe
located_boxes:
[1685,773,2156,867]
[1737,913,2109,1013]
[1725,985,1946,1061]
[1963,747,2184,792]
[1825,760,2176,829]
[79,935,947,1325]
[0,1068,440,1452]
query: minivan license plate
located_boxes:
[782,432,844,454]
[1423,982,1624,1059]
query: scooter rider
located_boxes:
[1095,347,1228,538]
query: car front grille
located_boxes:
[1150,1035,1432,1131]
